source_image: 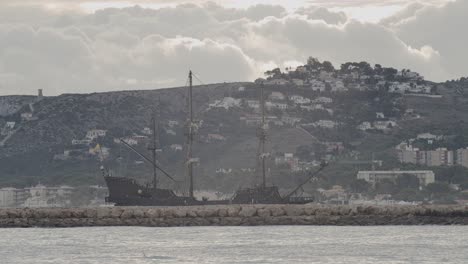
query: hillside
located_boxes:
[1,60,468,201]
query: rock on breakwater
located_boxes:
[1,204,467,228]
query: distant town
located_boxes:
[1,57,468,207]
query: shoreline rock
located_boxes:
[0,204,467,228]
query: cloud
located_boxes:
[295,6,347,24]
[388,0,468,80]
[0,1,464,95]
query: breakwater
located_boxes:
[1,204,467,228]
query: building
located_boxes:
[397,144,454,167]
[357,170,435,187]
[246,100,260,109]
[324,142,345,153]
[209,97,242,110]
[5,122,15,129]
[269,92,285,101]
[275,153,300,171]
[116,137,138,146]
[266,102,288,110]
[142,127,152,135]
[426,148,454,166]
[389,82,411,93]
[170,144,183,151]
[86,129,107,140]
[319,71,334,81]
[417,133,441,141]
[168,120,179,127]
[207,134,226,141]
[331,80,346,92]
[456,148,468,168]
[357,121,372,131]
[313,120,338,129]
[310,80,326,92]
[313,97,333,104]
[23,184,75,207]
[376,112,385,119]
[21,112,34,121]
[72,139,92,145]
[291,79,305,86]
[373,120,397,130]
[281,116,301,126]
[290,95,311,104]
[0,188,27,207]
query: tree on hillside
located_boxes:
[396,174,420,189]
[358,61,373,75]
[264,68,282,79]
[426,182,451,195]
[306,57,322,70]
[375,179,397,194]
[383,67,398,81]
[350,179,371,193]
[322,61,335,72]
[374,64,383,75]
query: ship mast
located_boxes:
[187,70,195,198]
[150,114,158,189]
[259,83,267,188]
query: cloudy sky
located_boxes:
[0,0,465,95]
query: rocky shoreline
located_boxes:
[1,204,467,228]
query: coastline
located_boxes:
[1,204,467,228]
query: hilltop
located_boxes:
[1,58,468,203]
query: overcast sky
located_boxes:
[0,0,465,95]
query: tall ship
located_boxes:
[105,71,227,206]
[231,83,327,204]
[104,71,326,206]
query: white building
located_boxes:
[266,102,288,110]
[116,137,138,146]
[310,80,326,92]
[319,71,334,81]
[376,112,385,119]
[142,127,152,135]
[357,170,435,187]
[21,112,34,121]
[0,188,27,207]
[281,116,301,126]
[331,80,346,92]
[389,82,411,93]
[300,104,324,111]
[357,122,372,131]
[72,139,92,145]
[291,79,305,86]
[417,133,441,141]
[313,97,333,104]
[86,129,107,140]
[456,148,468,168]
[269,92,285,101]
[170,144,183,151]
[23,184,75,207]
[246,100,260,109]
[296,66,308,73]
[5,122,15,129]
[373,120,397,130]
[209,97,242,110]
[313,120,339,129]
[168,120,179,127]
[290,95,311,104]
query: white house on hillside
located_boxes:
[86,129,107,140]
[269,92,285,101]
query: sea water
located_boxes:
[0,226,467,264]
